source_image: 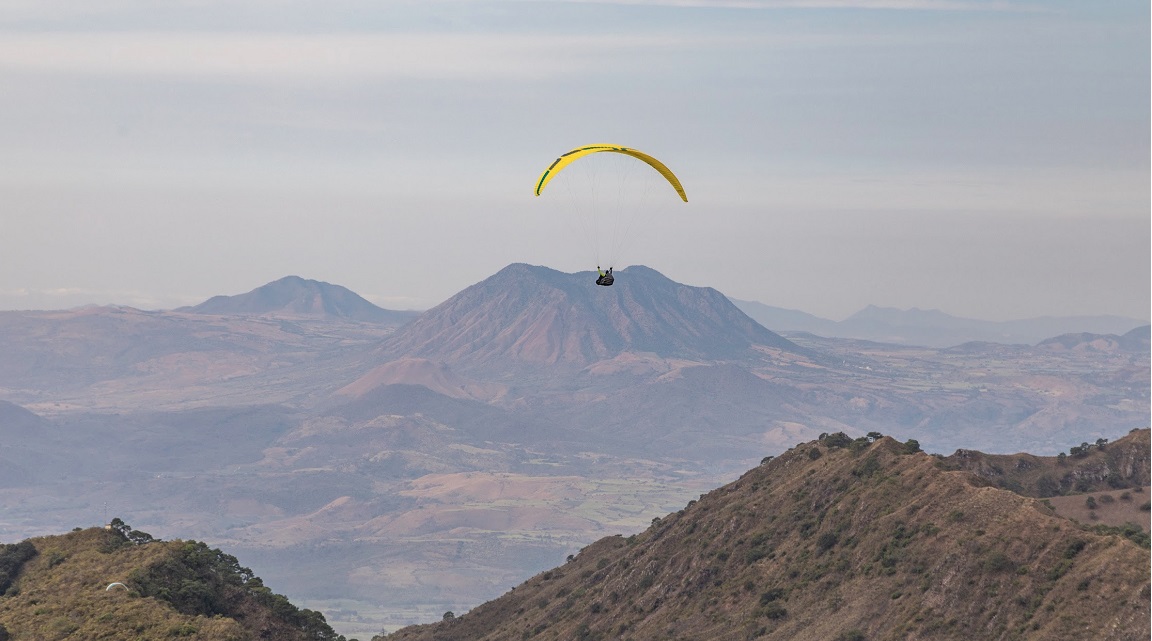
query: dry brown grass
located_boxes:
[1045,487,1151,531]
[380,435,1151,641]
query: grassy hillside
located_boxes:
[381,434,1151,641]
[0,521,355,641]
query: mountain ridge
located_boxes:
[5,274,1141,349]
[732,299,1148,348]
[381,430,1151,641]
[180,275,418,325]
[375,264,802,372]
[1037,326,1150,354]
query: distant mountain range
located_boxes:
[174,272,1151,349]
[1038,326,1151,353]
[0,264,1147,637]
[731,299,1149,348]
[179,275,420,325]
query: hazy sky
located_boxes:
[0,0,1147,321]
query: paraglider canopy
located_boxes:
[105,582,128,591]
[534,143,687,273]
[535,144,688,202]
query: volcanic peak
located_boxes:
[377,263,800,369]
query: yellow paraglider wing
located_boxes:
[534,144,688,202]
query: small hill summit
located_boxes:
[1038,325,1151,354]
[381,430,1151,641]
[376,264,801,370]
[0,519,356,641]
[181,275,417,324]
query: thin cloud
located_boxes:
[0,0,1035,14]
[528,0,1039,10]
[0,32,689,80]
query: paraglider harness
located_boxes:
[596,266,614,287]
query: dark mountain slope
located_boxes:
[0,306,237,390]
[520,363,796,458]
[383,435,1150,641]
[1120,325,1151,351]
[0,400,54,487]
[0,399,47,440]
[54,405,300,479]
[0,304,400,408]
[330,383,530,443]
[376,264,801,371]
[183,275,417,324]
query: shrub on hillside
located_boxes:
[129,539,345,640]
[816,532,839,552]
[759,588,785,605]
[1063,540,1086,559]
[0,541,37,595]
[1036,475,1061,498]
[985,551,1016,573]
[1090,523,1151,549]
[761,603,787,620]
[108,518,157,546]
[821,432,853,448]
[852,456,882,478]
